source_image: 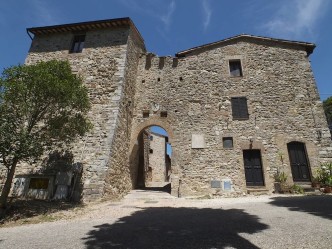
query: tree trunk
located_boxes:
[0,158,18,217]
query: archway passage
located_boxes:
[287,142,311,182]
[133,126,172,193]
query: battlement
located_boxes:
[142,53,179,70]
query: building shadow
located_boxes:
[141,183,171,194]
[2,199,83,223]
[82,207,268,249]
[269,195,332,220]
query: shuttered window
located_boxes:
[70,34,85,53]
[231,97,249,120]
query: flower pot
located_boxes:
[312,182,321,188]
[274,182,282,193]
[323,186,332,193]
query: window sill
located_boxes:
[232,118,249,121]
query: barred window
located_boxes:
[231,97,249,120]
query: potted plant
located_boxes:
[274,171,288,193]
[311,176,321,188]
[316,163,332,193]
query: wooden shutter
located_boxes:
[231,97,249,120]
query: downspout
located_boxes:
[26,29,33,40]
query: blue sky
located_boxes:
[0,0,331,100]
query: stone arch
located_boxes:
[128,116,178,196]
[130,116,175,151]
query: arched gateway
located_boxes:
[129,117,179,197]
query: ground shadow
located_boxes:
[1,199,83,224]
[269,195,332,220]
[82,207,268,249]
[141,183,171,194]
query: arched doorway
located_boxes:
[130,125,172,193]
[287,141,311,182]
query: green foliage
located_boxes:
[323,96,332,126]
[316,163,332,187]
[0,60,91,167]
[274,171,288,183]
[290,184,304,194]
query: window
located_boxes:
[29,178,49,189]
[223,137,233,148]
[229,60,243,77]
[149,149,153,154]
[143,110,150,118]
[149,135,153,141]
[70,34,85,53]
[160,111,167,117]
[231,97,249,120]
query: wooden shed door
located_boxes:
[287,142,311,182]
[243,150,264,186]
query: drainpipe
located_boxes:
[26,29,33,40]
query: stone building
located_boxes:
[146,131,170,184]
[1,17,332,201]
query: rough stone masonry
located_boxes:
[1,17,331,201]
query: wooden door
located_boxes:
[243,150,264,186]
[287,142,311,182]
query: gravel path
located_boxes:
[0,191,331,249]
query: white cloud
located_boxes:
[263,0,329,39]
[31,0,59,25]
[118,0,176,31]
[202,0,212,30]
[160,1,176,29]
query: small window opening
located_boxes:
[70,34,85,53]
[223,137,234,148]
[229,60,243,77]
[29,178,49,189]
[179,77,183,81]
[160,111,167,117]
[157,77,161,82]
[149,149,153,154]
[142,79,145,83]
[143,111,150,118]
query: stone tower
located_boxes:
[25,18,146,201]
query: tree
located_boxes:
[323,96,332,131]
[0,60,91,213]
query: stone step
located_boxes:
[294,183,316,192]
[124,189,175,200]
[247,188,269,195]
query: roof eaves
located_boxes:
[26,17,145,47]
[176,34,315,57]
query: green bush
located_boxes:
[316,163,332,186]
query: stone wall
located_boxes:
[103,28,145,199]
[131,38,332,197]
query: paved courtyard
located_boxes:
[0,191,331,249]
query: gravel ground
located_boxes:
[0,191,331,249]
